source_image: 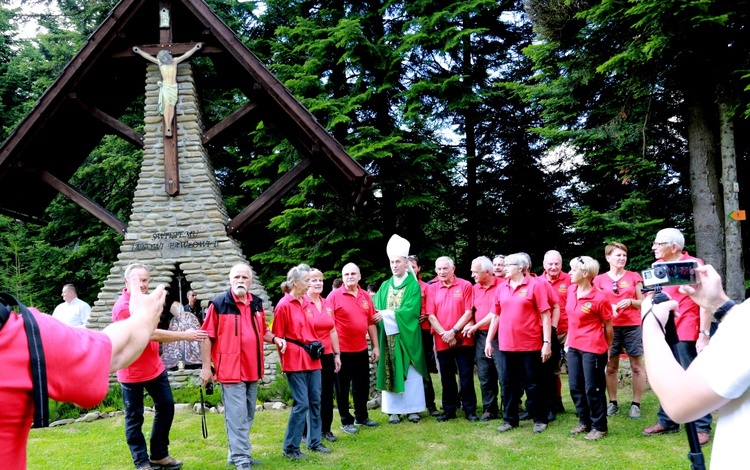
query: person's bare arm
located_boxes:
[199,337,213,386]
[173,43,203,64]
[151,327,207,343]
[132,46,160,64]
[102,274,166,373]
[368,324,380,362]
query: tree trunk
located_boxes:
[718,100,745,300]
[685,99,725,276]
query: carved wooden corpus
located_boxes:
[160,1,179,196]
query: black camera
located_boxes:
[205,381,214,395]
[642,261,698,287]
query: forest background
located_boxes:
[0,0,748,312]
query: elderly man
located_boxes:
[492,255,506,279]
[327,263,381,434]
[540,250,571,415]
[51,284,91,327]
[642,228,712,447]
[200,264,284,470]
[113,263,208,470]
[427,256,478,422]
[464,256,504,421]
[373,235,429,424]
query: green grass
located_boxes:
[27,373,711,469]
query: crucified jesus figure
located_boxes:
[133,43,203,137]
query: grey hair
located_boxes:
[472,256,493,273]
[281,264,312,294]
[504,253,530,271]
[656,228,685,250]
[435,256,455,269]
[124,263,149,279]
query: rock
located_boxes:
[174,403,192,414]
[271,402,286,410]
[49,419,76,427]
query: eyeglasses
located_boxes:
[504,263,518,267]
[653,241,670,246]
[612,281,619,294]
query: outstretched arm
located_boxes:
[173,42,203,64]
[132,46,160,65]
[102,273,167,372]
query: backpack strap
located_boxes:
[0,292,49,427]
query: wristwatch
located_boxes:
[699,329,711,336]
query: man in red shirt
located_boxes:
[492,255,506,278]
[465,256,503,421]
[0,273,166,469]
[642,228,712,446]
[427,256,478,422]
[113,263,208,470]
[201,263,285,469]
[327,263,381,434]
[541,250,571,415]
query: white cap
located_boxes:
[386,234,410,259]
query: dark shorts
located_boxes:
[610,325,643,356]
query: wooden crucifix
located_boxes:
[131,1,202,196]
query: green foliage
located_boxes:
[257,364,293,405]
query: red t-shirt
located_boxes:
[426,277,474,352]
[272,293,322,372]
[473,276,502,330]
[541,271,571,333]
[592,270,643,327]
[659,252,703,341]
[327,286,375,352]
[1,308,111,467]
[492,275,551,352]
[306,295,336,354]
[113,289,165,383]
[201,292,269,383]
[566,285,612,354]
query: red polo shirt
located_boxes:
[541,271,571,333]
[113,289,164,383]
[327,285,375,353]
[426,276,474,352]
[306,295,336,354]
[592,270,643,327]
[473,276,502,330]
[272,293,322,373]
[658,252,703,341]
[566,285,612,354]
[492,275,551,352]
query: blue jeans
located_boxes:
[284,370,322,453]
[120,370,175,468]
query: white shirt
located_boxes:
[52,297,92,327]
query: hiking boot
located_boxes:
[533,422,548,433]
[340,424,359,434]
[282,450,308,460]
[308,444,331,454]
[584,429,607,441]
[354,418,379,427]
[569,422,590,435]
[322,431,337,442]
[642,422,679,436]
[497,422,516,433]
[150,456,183,470]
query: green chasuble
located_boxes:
[374,272,428,393]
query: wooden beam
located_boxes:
[110,43,222,59]
[40,171,127,234]
[227,157,314,235]
[202,101,259,145]
[164,113,179,196]
[71,95,143,148]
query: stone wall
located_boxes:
[90,60,280,388]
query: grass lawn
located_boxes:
[27,372,711,469]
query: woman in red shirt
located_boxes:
[305,268,341,443]
[567,256,613,441]
[272,264,330,460]
[592,242,645,419]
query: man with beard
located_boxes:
[201,264,285,470]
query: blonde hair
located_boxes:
[570,256,600,278]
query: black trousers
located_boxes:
[436,346,477,416]
[567,347,608,431]
[421,329,437,408]
[499,350,547,425]
[335,349,370,425]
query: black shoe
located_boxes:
[308,445,331,454]
[547,411,556,422]
[519,410,531,421]
[248,456,263,466]
[480,411,496,422]
[436,413,456,422]
[282,450,308,460]
[354,418,379,427]
[466,413,479,422]
[322,431,337,442]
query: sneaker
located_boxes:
[629,404,641,419]
[642,422,679,436]
[407,413,420,423]
[607,402,619,416]
[569,423,590,435]
[533,422,548,433]
[340,424,359,434]
[248,457,263,466]
[497,422,516,433]
[282,450,308,460]
[322,431,337,442]
[354,418,379,427]
[308,444,331,454]
[150,456,183,470]
[427,405,441,417]
[466,413,479,422]
[389,414,401,424]
[584,429,607,441]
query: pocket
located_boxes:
[216,352,241,382]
